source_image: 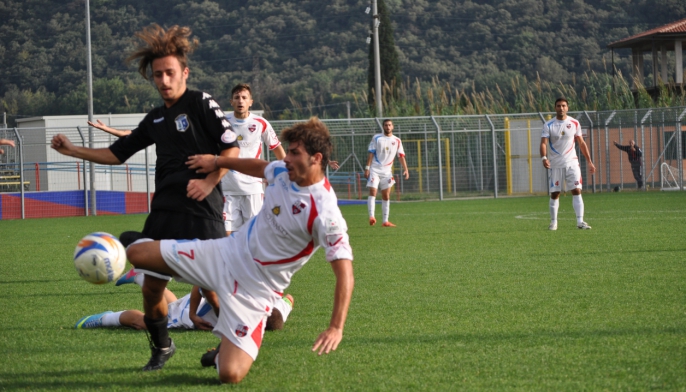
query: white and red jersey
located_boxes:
[166,293,218,329]
[368,133,405,176]
[221,112,281,195]
[541,116,582,168]
[229,161,353,297]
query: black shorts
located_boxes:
[142,210,225,241]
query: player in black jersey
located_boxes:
[51,24,239,371]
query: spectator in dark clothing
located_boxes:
[614,140,643,188]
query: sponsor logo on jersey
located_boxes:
[153,117,164,123]
[221,130,237,143]
[561,131,565,136]
[325,218,340,234]
[292,202,306,214]
[235,325,248,337]
[272,206,281,216]
[249,124,257,132]
[237,135,244,141]
[175,114,189,132]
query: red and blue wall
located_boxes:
[0,191,150,219]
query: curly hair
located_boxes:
[280,117,333,170]
[126,24,199,80]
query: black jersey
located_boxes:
[109,89,239,221]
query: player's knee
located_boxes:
[218,367,247,384]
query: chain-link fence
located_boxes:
[1,108,684,219]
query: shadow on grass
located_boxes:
[0,370,220,389]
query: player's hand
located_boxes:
[190,314,214,331]
[186,178,215,201]
[312,326,343,356]
[587,162,596,175]
[50,134,75,156]
[186,154,217,173]
[328,161,340,170]
[403,169,409,180]
[364,169,370,179]
[87,119,106,130]
[542,159,550,169]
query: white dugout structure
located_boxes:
[0,107,684,219]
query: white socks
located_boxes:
[382,200,390,223]
[367,196,376,218]
[101,311,123,327]
[549,198,559,223]
[573,194,584,224]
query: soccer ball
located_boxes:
[74,232,127,284]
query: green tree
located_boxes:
[368,0,401,108]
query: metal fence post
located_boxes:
[583,111,596,193]
[640,110,652,191]
[76,126,89,216]
[430,116,444,201]
[677,108,686,190]
[604,111,616,192]
[485,115,498,198]
[12,128,25,219]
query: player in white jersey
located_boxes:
[222,83,286,235]
[126,117,354,384]
[540,97,596,231]
[364,119,409,227]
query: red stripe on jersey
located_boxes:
[570,119,579,127]
[251,319,264,348]
[307,194,317,234]
[253,240,314,265]
[323,177,331,191]
[255,144,262,159]
[564,144,575,154]
[256,118,267,133]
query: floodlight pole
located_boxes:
[372,0,383,117]
[85,0,97,215]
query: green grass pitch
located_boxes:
[0,191,684,390]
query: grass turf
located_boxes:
[0,191,684,390]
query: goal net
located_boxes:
[661,163,683,191]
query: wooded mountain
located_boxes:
[1,0,684,123]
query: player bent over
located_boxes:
[126,118,354,383]
[540,97,596,230]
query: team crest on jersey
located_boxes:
[175,114,189,132]
[272,206,281,216]
[292,202,306,214]
[566,124,571,129]
[235,325,248,338]
[391,141,396,146]
[221,130,237,143]
[249,124,257,132]
[555,181,559,186]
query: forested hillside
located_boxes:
[1,0,685,124]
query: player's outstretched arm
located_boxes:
[186,147,239,202]
[312,258,354,356]
[187,154,269,179]
[88,120,131,138]
[51,134,121,165]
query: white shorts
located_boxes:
[223,193,263,232]
[548,165,583,193]
[160,238,275,360]
[366,172,395,190]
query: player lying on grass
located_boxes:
[75,278,294,332]
[125,117,354,384]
